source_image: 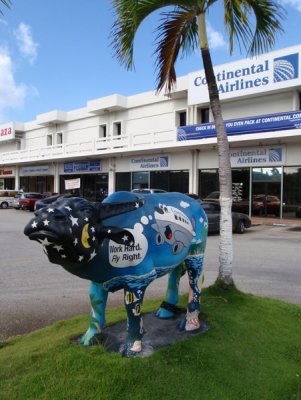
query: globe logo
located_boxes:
[273,53,298,83]
[269,148,282,162]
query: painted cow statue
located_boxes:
[24,191,208,356]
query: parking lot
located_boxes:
[0,208,300,341]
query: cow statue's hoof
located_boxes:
[80,329,107,346]
[155,307,175,319]
[155,301,185,319]
[178,310,200,332]
[120,340,142,357]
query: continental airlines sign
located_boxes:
[188,45,300,105]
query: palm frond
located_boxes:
[224,0,285,56]
[154,8,198,93]
[0,0,11,15]
[111,0,200,70]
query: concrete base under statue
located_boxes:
[73,312,209,357]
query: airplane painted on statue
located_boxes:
[24,191,208,357]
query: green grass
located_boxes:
[0,285,300,400]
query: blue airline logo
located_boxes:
[273,53,299,82]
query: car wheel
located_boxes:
[235,220,246,234]
[1,202,8,209]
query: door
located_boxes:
[252,168,282,217]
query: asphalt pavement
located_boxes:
[0,208,300,341]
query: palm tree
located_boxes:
[0,0,10,14]
[111,0,284,286]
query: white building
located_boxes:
[0,44,301,219]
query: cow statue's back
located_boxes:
[24,191,208,356]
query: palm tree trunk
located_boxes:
[198,14,233,285]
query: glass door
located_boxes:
[252,167,282,217]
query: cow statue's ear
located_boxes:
[98,199,144,221]
[99,227,135,246]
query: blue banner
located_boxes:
[64,161,101,173]
[177,110,301,141]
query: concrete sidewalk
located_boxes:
[251,216,301,227]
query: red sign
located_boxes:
[0,123,15,142]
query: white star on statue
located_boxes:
[122,234,128,242]
[135,202,140,208]
[91,226,95,233]
[78,255,84,262]
[61,254,67,259]
[84,217,89,222]
[73,238,78,246]
[92,236,95,242]
[47,208,54,213]
[65,206,72,211]
[107,229,111,233]
[38,237,52,246]
[53,244,63,252]
[89,250,97,260]
[31,221,38,229]
[70,215,79,226]
[43,219,50,226]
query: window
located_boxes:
[113,122,122,136]
[176,110,187,127]
[56,132,63,145]
[47,134,53,146]
[197,107,209,123]
[99,124,107,138]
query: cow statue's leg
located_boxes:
[155,265,183,318]
[80,281,108,346]
[120,286,146,357]
[183,253,205,331]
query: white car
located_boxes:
[131,188,167,194]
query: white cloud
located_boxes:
[281,0,301,12]
[0,46,27,118]
[207,21,226,50]
[14,22,39,64]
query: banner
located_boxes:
[177,110,301,141]
[65,178,81,189]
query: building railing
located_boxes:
[0,129,178,165]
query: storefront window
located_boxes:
[169,170,189,193]
[132,171,149,189]
[59,174,108,201]
[283,166,301,219]
[199,169,219,199]
[252,167,282,217]
[150,171,169,191]
[116,172,131,191]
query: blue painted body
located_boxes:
[24,191,208,356]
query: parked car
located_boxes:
[12,193,23,209]
[18,192,46,211]
[131,188,167,194]
[34,193,71,211]
[0,190,21,209]
[202,201,252,234]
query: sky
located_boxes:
[0,0,301,124]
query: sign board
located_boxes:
[0,168,15,176]
[230,146,286,167]
[0,122,15,142]
[64,161,101,173]
[177,111,301,141]
[21,166,50,175]
[65,178,81,190]
[129,155,170,171]
[188,44,301,105]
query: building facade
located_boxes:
[0,44,301,219]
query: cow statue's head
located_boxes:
[24,196,139,270]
